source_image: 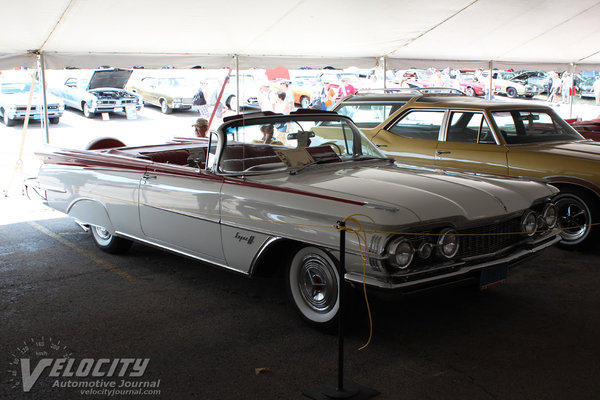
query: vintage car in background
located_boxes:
[574,75,597,99]
[332,91,600,249]
[456,72,486,96]
[480,70,539,98]
[510,71,551,94]
[50,68,143,118]
[0,79,64,126]
[26,110,560,328]
[126,75,196,114]
[403,70,484,96]
[566,118,600,141]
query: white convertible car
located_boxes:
[27,110,560,328]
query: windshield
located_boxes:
[335,103,400,128]
[219,115,386,173]
[0,82,40,94]
[491,110,584,144]
[157,77,188,87]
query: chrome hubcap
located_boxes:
[298,255,337,313]
[94,226,110,240]
[556,198,589,242]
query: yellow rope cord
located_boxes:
[340,214,377,351]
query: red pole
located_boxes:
[207,68,232,130]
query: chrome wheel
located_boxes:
[288,247,339,326]
[90,225,132,254]
[82,103,94,118]
[160,99,172,114]
[91,225,112,247]
[555,192,592,245]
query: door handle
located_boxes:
[375,144,388,148]
[436,150,451,155]
[143,174,157,180]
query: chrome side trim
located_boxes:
[140,203,219,223]
[114,231,249,276]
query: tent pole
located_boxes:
[569,63,575,119]
[234,54,240,114]
[487,61,494,101]
[382,56,387,90]
[38,53,50,144]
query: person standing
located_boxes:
[279,80,295,111]
[338,77,356,98]
[192,118,209,138]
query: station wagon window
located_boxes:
[335,104,397,128]
[388,110,444,140]
[446,112,495,144]
[491,110,581,144]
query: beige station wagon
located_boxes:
[333,90,600,249]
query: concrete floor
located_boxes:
[1,207,600,400]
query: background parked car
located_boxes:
[510,70,551,93]
[0,78,64,126]
[333,92,600,249]
[480,70,539,98]
[127,75,196,114]
[50,68,143,118]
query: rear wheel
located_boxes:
[91,225,132,254]
[554,188,597,248]
[300,96,311,108]
[49,117,60,124]
[465,87,475,96]
[286,246,340,329]
[226,95,238,113]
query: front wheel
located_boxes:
[226,95,238,113]
[506,87,518,97]
[160,99,172,114]
[465,87,475,96]
[91,225,132,254]
[3,110,16,126]
[554,189,597,248]
[286,246,340,329]
[82,103,95,118]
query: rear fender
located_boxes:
[67,199,114,233]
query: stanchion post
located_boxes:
[303,220,378,400]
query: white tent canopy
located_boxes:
[1,0,600,70]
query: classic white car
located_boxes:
[50,68,143,118]
[480,70,539,98]
[0,80,64,126]
[27,110,560,328]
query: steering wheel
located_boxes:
[322,141,344,155]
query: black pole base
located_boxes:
[303,379,379,400]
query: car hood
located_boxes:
[88,69,133,90]
[0,92,63,106]
[255,162,556,223]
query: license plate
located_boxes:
[480,264,508,290]
[114,107,123,112]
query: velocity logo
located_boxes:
[8,337,157,395]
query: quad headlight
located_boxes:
[386,238,414,270]
[542,203,558,228]
[520,210,537,236]
[437,228,459,259]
